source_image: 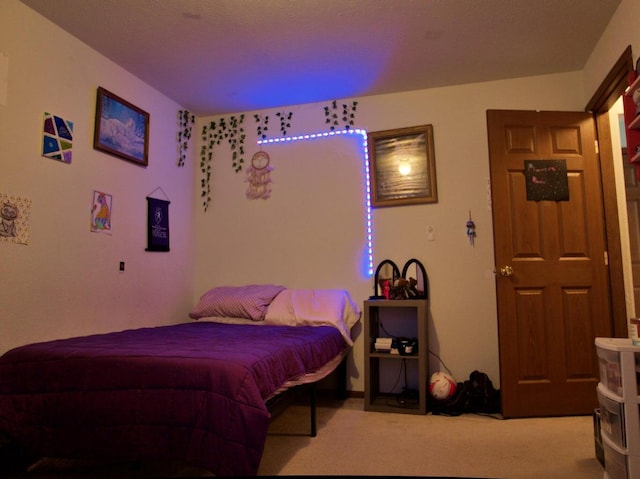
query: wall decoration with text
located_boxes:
[146,196,170,252]
[524,159,569,201]
[42,112,73,163]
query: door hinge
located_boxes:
[595,139,599,154]
[604,251,609,265]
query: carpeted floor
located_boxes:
[260,397,603,478]
[2,397,604,478]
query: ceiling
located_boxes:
[20,0,621,117]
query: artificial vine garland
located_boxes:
[177,109,195,167]
[199,114,246,211]
[324,100,358,131]
[254,111,293,139]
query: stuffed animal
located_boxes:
[388,277,424,300]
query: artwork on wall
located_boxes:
[91,190,112,234]
[367,125,438,207]
[42,112,73,163]
[93,87,149,167]
[0,193,31,245]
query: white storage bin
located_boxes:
[596,338,640,397]
[598,344,623,396]
[603,439,627,479]
[598,385,626,448]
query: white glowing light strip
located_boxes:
[258,129,374,276]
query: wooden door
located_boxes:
[487,109,613,418]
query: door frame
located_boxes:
[585,45,634,338]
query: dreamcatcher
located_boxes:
[245,150,273,199]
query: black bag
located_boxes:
[428,370,501,416]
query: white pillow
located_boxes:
[264,289,360,345]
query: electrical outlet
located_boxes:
[119,261,125,272]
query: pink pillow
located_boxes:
[189,284,286,321]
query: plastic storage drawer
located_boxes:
[601,435,640,479]
[603,438,628,479]
[598,384,626,448]
[598,345,624,396]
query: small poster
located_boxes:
[524,159,569,201]
[0,193,32,245]
[91,190,112,234]
[42,112,73,163]
[146,197,170,252]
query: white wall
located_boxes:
[194,71,588,392]
[0,0,196,354]
[582,0,640,103]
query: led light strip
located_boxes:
[258,129,374,276]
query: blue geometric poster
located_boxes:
[42,112,73,163]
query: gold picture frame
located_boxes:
[367,125,437,207]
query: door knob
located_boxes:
[499,265,513,277]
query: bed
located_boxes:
[0,285,360,476]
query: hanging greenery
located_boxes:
[276,111,293,136]
[254,113,269,140]
[254,111,293,140]
[228,115,246,172]
[177,109,195,167]
[199,114,246,212]
[324,100,358,131]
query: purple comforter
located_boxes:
[0,322,346,476]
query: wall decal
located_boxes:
[0,193,31,245]
[42,112,73,163]
[91,190,112,234]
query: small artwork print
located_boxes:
[42,112,73,163]
[0,193,32,245]
[91,190,112,234]
[524,159,569,201]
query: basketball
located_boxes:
[429,371,457,400]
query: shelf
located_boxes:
[366,393,425,415]
[369,351,420,359]
[629,114,640,131]
[364,299,429,415]
[625,74,640,98]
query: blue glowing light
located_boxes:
[258,129,374,276]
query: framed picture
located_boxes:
[367,125,437,207]
[93,87,149,166]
